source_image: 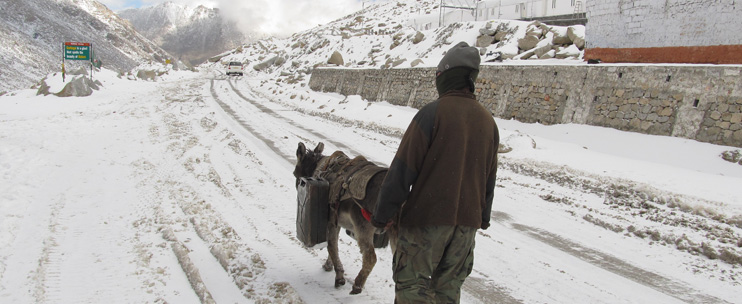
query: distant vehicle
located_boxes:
[226,61,244,76]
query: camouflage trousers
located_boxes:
[392,225,476,304]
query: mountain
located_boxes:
[119,2,251,66]
[0,0,173,93]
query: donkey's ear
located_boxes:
[314,142,324,154]
[297,142,307,159]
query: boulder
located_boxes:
[254,56,279,71]
[494,30,509,42]
[526,21,546,39]
[137,70,157,81]
[476,34,496,48]
[291,40,307,49]
[327,51,344,66]
[391,58,406,67]
[517,34,540,51]
[35,78,51,96]
[209,54,227,63]
[568,25,586,49]
[539,49,556,59]
[390,40,401,49]
[533,32,555,58]
[551,27,572,45]
[721,150,742,164]
[538,24,552,35]
[516,49,537,60]
[309,39,329,53]
[534,45,554,58]
[556,45,582,59]
[479,27,497,36]
[412,31,425,44]
[498,44,520,59]
[56,76,101,97]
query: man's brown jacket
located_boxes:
[373,89,499,229]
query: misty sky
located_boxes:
[99,0,365,36]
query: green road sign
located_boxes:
[64,42,91,60]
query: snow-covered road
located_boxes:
[1,70,740,303]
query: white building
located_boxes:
[475,0,584,20]
[410,0,584,30]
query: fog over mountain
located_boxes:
[0,0,173,93]
[119,2,255,66]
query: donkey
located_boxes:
[293,141,395,295]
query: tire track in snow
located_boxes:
[32,195,65,303]
[218,77,379,163]
[156,83,261,303]
[210,78,294,162]
[464,275,523,304]
[492,211,730,304]
[152,79,306,303]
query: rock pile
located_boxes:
[35,67,102,97]
[476,21,585,61]
[721,150,742,165]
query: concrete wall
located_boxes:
[309,65,742,148]
[586,0,742,49]
[584,0,742,64]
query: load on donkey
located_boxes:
[293,141,395,295]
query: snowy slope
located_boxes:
[206,0,585,77]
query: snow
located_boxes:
[1,61,741,303]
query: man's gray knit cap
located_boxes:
[437,41,481,75]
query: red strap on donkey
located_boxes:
[361,208,373,222]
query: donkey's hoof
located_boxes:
[350,286,363,295]
[334,278,346,287]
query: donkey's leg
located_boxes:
[327,220,345,287]
[350,226,377,294]
[323,256,333,272]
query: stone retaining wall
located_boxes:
[309,65,742,148]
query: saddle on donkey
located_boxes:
[309,150,389,248]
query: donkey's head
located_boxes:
[293,142,325,187]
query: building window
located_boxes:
[516,5,519,12]
[553,0,557,8]
[571,0,575,6]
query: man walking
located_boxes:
[371,41,499,303]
